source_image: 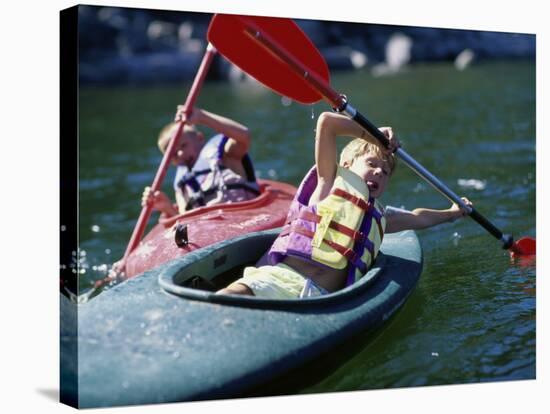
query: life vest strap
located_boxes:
[332,188,372,212]
[185,194,206,211]
[289,224,368,273]
[298,210,371,246]
[185,182,260,210]
[331,189,384,240]
[178,166,229,187]
[180,175,202,193]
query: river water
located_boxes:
[76,60,535,393]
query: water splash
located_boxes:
[311,105,317,138]
[457,178,486,191]
[61,246,122,303]
[451,232,462,246]
[92,264,109,272]
[281,96,292,107]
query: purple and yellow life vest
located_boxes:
[268,165,385,286]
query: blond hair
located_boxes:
[157,122,200,154]
[339,138,397,174]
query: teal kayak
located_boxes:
[61,228,422,408]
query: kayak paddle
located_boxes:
[106,44,217,283]
[207,14,535,257]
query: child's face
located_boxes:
[347,152,391,198]
[172,132,204,167]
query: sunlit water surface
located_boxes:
[75,61,535,391]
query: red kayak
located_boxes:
[124,179,296,278]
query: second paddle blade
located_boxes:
[208,14,329,104]
[510,237,536,257]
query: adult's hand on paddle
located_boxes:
[142,186,176,217]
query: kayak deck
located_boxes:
[124,179,296,278]
[65,229,422,408]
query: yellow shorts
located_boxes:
[230,263,328,300]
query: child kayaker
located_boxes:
[217,111,471,298]
[142,106,260,217]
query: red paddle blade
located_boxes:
[510,237,536,257]
[208,14,329,104]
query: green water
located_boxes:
[77,61,535,390]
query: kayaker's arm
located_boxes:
[142,187,179,218]
[175,191,188,215]
[312,112,370,200]
[312,112,398,203]
[176,106,251,159]
[385,198,472,233]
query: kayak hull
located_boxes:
[124,179,296,278]
[63,229,422,408]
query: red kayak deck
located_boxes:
[124,179,296,278]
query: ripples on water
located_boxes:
[75,61,535,390]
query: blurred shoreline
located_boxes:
[76,5,535,85]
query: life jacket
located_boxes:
[174,134,260,211]
[268,165,385,286]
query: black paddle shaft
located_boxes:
[343,104,514,250]
[208,15,515,251]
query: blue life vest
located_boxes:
[173,134,260,210]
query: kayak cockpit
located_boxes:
[158,228,422,310]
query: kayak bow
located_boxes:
[64,228,422,407]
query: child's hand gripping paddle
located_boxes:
[207,14,535,257]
